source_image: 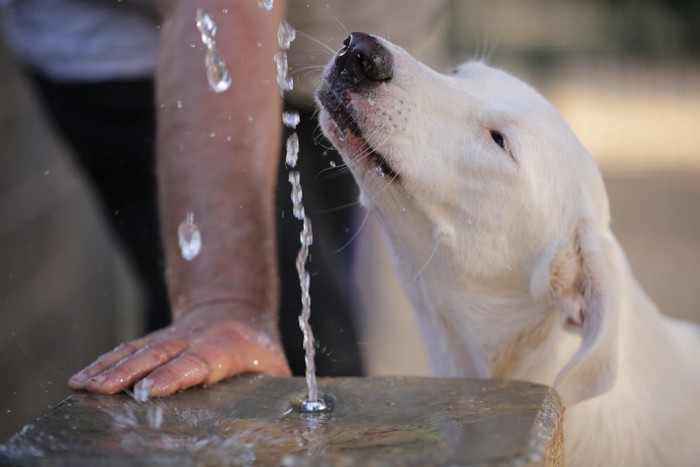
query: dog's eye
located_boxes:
[490,130,506,150]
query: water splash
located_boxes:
[285,133,300,167]
[178,212,202,261]
[282,111,300,129]
[288,171,321,406]
[299,397,328,413]
[134,378,154,403]
[277,20,296,50]
[195,9,232,93]
[147,405,164,429]
[258,0,274,10]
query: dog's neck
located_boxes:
[374,209,568,383]
[402,240,700,466]
[407,267,570,385]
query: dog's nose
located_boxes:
[334,32,393,82]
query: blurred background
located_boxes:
[1,0,698,441]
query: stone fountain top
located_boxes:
[1,375,563,466]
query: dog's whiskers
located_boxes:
[361,127,401,193]
[314,162,351,182]
[292,64,325,79]
[295,29,338,56]
[335,206,371,253]
[318,199,360,214]
[320,5,350,38]
[401,239,440,294]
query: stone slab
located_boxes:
[0,375,563,466]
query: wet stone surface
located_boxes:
[0,375,564,466]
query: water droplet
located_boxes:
[195,9,232,93]
[209,132,216,138]
[285,132,300,167]
[257,0,274,10]
[274,51,293,93]
[178,212,202,261]
[277,20,296,50]
[205,48,232,93]
[195,9,216,47]
[367,167,386,177]
[176,100,183,109]
[282,110,300,129]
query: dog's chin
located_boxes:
[319,100,399,181]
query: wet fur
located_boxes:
[317,35,700,466]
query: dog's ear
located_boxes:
[546,218,623,406]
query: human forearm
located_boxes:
[156,0,286,330]
[69,0,292,397]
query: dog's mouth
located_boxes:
[318,88,399,180]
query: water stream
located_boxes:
[274,13,327,412]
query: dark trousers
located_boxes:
[30,74,364,377]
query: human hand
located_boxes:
[68,305,291,400]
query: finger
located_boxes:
[144,343,291,399]
[138,351,216,398]
[83,339,188,394]
[68,339,150,389]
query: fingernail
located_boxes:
[90,373,107,385]
[134,378,153,403]
[68,373,85,387]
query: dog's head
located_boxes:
[317,33,623,405]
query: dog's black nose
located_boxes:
[334,32,393,82]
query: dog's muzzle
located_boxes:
[317,33,399,179]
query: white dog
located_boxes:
[317,33,700,466]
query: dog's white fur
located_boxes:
[318,36,700,466]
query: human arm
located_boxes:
[69,0,291,397]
